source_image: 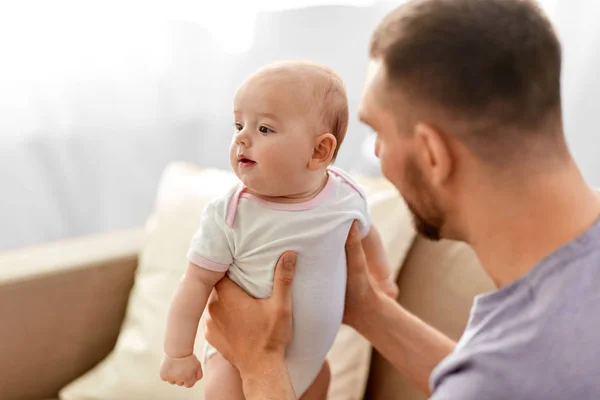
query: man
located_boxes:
[204,0,600,398]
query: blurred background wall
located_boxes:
[0,0,597,250]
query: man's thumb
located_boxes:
[345,221,367,273]
[273,252,296,302]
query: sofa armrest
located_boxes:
[0,228,145,400]
[0,228,145,284]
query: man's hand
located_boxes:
[343,221,455,394]
[204,251,297,378]
[377,276,400,299]
[343,220,380,328]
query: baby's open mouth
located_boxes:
[238,156,256,167]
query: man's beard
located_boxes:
[405,159,444,241]
[407,202,443,241]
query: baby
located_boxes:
[160,60,398,399]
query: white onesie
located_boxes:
[187,166,370,396]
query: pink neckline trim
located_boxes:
[240,172,334,211]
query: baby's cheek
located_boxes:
[273,144,302,166]
[229,154,239,173]
[228,144,237,162]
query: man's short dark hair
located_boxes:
[370,0,563,161]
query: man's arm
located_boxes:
[357,290,455,393]
[204,252,298,400]
[240,356,295,400]
[344,221,456,394]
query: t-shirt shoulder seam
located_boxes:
[328,166,366,200]
[204,184,241,229]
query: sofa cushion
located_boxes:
[60,162,415,400]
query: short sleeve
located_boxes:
[186,201,233,272]
[357,194,371,239]
[328,166,371,238]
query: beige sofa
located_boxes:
[0,226,494,400]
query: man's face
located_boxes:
[358,60,445,240]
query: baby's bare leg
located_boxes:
[299,361,331,400]
[206,354,329,400]
[204,353,245,400]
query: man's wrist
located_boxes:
[240,354,295,399]
[348,286,386,334]
[239,353,286,381]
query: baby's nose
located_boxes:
[235,130,251,146]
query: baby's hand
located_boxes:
[160,353,203,388]
[377,276,399,299]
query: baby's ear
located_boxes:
[309,133,337,170]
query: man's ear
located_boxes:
[414,123,452,186]
[308,133,337,170]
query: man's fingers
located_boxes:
[345,220,361,247]
[205,290,218,316]
[204,306,217,343]
[204,305,221,342]
[213,276,246,306]
[345,221,367,274]
[204,304,229,354]
[272,251,296,306]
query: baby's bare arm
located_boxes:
[164,262,225,358]
[361,226,392,281]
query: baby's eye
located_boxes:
[234,123,243,132]
[259,126,274,135]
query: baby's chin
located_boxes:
[235,173,284,198]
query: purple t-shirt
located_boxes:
[430,219,600,399]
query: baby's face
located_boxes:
[230,73,320,197]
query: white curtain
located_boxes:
[0,0,597,250]
[0,2,397,250]
[552,0,600,186]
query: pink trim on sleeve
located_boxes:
[328,167,366,199]
[187,250,230,272]
[225,184,245,227]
